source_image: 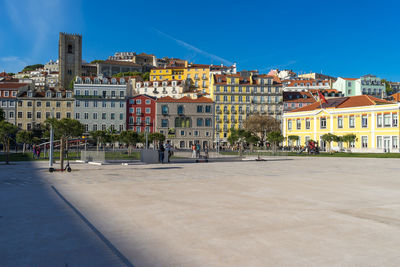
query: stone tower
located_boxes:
[58,32,82,89]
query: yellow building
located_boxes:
[283,95,400,152]
[16,89,74,130]
[150,67,186,81]
[150,64,211,94]
[210,73,283,141]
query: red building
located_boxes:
[126,94,157,133]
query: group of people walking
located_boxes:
[158,141,209,163]
[158,140,173,163]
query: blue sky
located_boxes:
[1,0,400,80]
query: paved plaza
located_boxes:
[1,157,400,266]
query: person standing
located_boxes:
[165,140,172,163]
[36,146,41,159]
[204,144,209,159]
[196,142,201,158]
[158,141,165,163]
[32,145,37,159]
[191,144,196,158]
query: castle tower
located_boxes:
[58,32,82,89]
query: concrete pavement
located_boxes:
[1,157,400,266]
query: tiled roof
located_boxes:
[289,95,394,112]
[342,77,358,81]
[129,94,157,101]
[390,92,400,102]
[286,98,316,103]
[0,83,29,89]
[157,96,213,103]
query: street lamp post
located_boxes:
[49,108,54,172]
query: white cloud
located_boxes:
[153,28,233,65]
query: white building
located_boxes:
[333,75,385,97]
[134,80,197,98]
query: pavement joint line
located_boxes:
[50,185,135,267]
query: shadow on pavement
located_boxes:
[0,161,134,267]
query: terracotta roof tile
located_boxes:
[289,95,394,112]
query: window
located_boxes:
[18,112,22,118]
[177,105,184,115]
[205,118,212,127]
[102,101,106,108]
[362,115,368,128]
[338,116,343,128]
[393,113,398,127]
[205,105,211,113]
[377,136,382,148]
[27,112,32,119]
[36,112,41,119]
[120,102,124,108]
[145,108,151,114]
[145,117,150,124]
[84,113,89,119]
[136,127,141,132]
[288,120,292,130]
[377,114,383,127]
[320,117,327,129]
[162,105,168,115]
[93,124,97,131]
[361,136,368,148]
[120,113,123,120]
[102,113,106,119]
[66,112,71,119]
[349,115,355,128]
[136,99,141,104]
[194,130,199,136]
[296,119,301,130]
[75,113,80,119]
[145,99,151,105]
[27,101,32,107]
[384,114,391,127]
[120,91,124,97]
[180,130,185,136]
[197,105,203,113]
[136,117,141,124]
[37,101,41,107]
[75,100,80,107]
[161,119,168,127]
[136,108,141,114]
[84,101,88,107]
[111,113,115,120]
[111,101,115,108]
[197,118,204,126]
[56,112,61,119]
[67,102,72,108]
[94,101,98,108]
[393,136,398,149]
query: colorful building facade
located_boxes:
[210,73,283,141]
[283,95,400,152]
[126,94,156,133]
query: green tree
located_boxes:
[228,128,259,155]
[90,130,108,151]
[16,130,33,154]
[244,114,280,148]
[119,131,139,155]
[149,132,166,142]
[7,73,15,76]
[267,131,284,152]
[45,118,84,169]
[321,133,338,153]
[22,64,44,72]
[381,79,393,95]
[0,108,5,122]
[90,59,105,64]
[342,134,357,151]
[288,135,299,149]
[0,121,18,164]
